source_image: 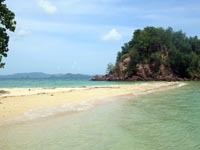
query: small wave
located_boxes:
[23,102,94,121]
[0,102,95,127]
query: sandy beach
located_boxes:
[0,82,185,125]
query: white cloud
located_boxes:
[102,28,122,41]
[38,0,57,14]
[17,29,31,36]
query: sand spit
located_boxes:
[0,82,186,125]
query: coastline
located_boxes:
[0,82,186,126]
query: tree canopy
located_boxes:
[0,0,16,68]
[113,27,200,79]
[106,63,115,74]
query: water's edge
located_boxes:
[0,82,186,127]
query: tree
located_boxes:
[0,0,16,68]
[106,63,115,74]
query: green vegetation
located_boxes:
[112,27,200,79]
[0,0,16,68]
[106,63,115,74]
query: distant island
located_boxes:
[92,27,200,81]
[0,72,92,80]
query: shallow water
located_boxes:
[0,82,200,150]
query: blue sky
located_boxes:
[1,0,200,75]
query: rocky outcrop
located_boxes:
[93,27,200,81]
[136,64,152,79]
[91,72,187,81]
[92,62,190,81]
[92,30,200,81]
[118,57,130,72]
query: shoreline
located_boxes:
[0,82,186,126]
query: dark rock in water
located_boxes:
[91,75,105,81]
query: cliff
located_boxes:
[92,27,200,81]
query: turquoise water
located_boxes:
[0,78,142,88]
[0,82,200,150]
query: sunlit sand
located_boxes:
[0,82,185,125]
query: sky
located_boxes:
[1,0,200,75]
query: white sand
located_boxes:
[0,82,185,124]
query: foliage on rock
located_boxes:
[93,27,200,81]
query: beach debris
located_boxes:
[0,90,10,95]
[37,92,47,95]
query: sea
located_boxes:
[0,78,141,88]
[0,79,200,150]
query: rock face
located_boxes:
[92,65,186,81]
[118,57,130,72]
[92,56,189,81]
